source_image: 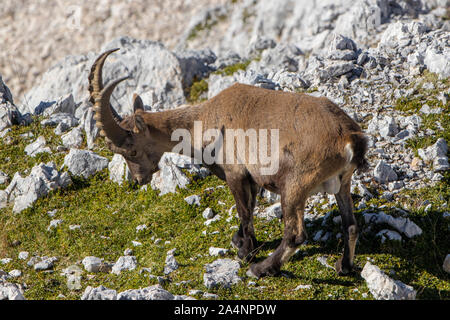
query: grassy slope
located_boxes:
[0,72,449,300]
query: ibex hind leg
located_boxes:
[334,169,359,275]
[227,175,259,262]
[247,186,307,278]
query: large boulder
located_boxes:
[0,75,21,131]
[63,149,109,179]
[3,162,71,213]
[21,36,187,116]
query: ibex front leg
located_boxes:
[227,175,259,261]
[334,170,359,275]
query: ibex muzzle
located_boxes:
[89,49,368,278]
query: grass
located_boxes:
[186,59,255,103]
[187,78,209,104]
[0,120,449,300]
[393,72,449,154]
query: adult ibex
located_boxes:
[89,49,368,278]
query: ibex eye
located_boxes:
[130,151,137,157]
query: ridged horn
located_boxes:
[94,74,131,147]
[88,48,123,122]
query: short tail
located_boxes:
[349,132,369,173]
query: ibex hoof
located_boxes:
[335,257,353,276]
[247,262,280,279]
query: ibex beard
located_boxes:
[89,49,368,279]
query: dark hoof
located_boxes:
[335,257,353,276]
[231,234,258,262]
[247,261,280,279]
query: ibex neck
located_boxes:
[141,104,203,152]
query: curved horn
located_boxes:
[94,76,131,147]
[88,48,123,122]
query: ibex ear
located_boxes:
[132,93,144,113]
[133,114,147,134]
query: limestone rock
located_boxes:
[361,262,416,300]
[203,259,241,289]
[63,148,109,179]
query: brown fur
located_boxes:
[89,51,368,278]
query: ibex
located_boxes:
[89,49,368,278]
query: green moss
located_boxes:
[187,78,209,104]
[213,60,252,77]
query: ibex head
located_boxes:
[88,49,160,185]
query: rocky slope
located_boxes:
[0,0,449,300]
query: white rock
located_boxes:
[34,257,57,271]
[61,127,83,149]
[5,162,71,213]
[367,115,398,138]
[0,281,25,300]
[256,202,283,221]
[418,138,449,172]
[209,247,229,257]
[18,252,29,260]
[41,94,77,116]
[294,284,312,290]
[8,270,21,278]
[151,155,191,195]
[24,136,51,157]
[424,46,450,79]
[22,37,186,116]
[184,194,201,206]
[203,259,241,289]
[202,207,215,219]
[443,254,450,274]
[82,256,103,273]
[0,171,8,185]
[361,262,416,300]
[47,219,63,231]
[108,154,133,185]
[376,229,402,243]
[364,211,422,238]
[63,148,109,179]
[41,113,78,128]
[111,256,137,275]
[81,285,117,300]
[117,284,175,300]
[204,214,221,226]
[164,251,179,275]
[373,160,398,184]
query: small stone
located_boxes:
[203,259,241,289]
[111,256,138,275]
[443,254,450,274]
[8,270,22,278]
[34,257,57,271]
[294,284,312,290]
[47,219,63,231]
[164,251,179,275]
[374,160,398,184]
[82,256,103,273]
[18,252,29,260]
[209,247,229,257]
[184,195,201,206]
[202,207,215,219]
[81,285,117,300]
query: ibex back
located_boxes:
[89,49,368,278]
